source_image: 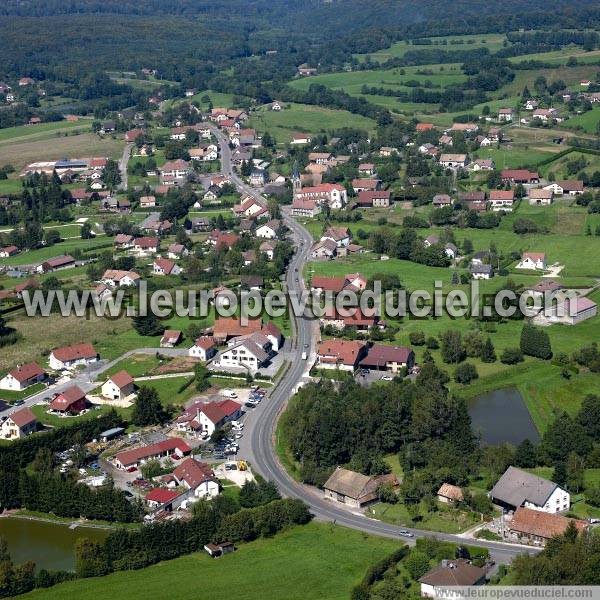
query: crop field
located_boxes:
[248,103,377,142]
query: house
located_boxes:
[444,243,459,259]
[356,190,390,208]
[290,198,321,217]
[271,100,283,111]
[49,385,87,414]
[178,400,242,437]
[49,343,97,370]
[547,296,597,326]
[416,122,434,132]
[0,362,45,391]
[294,183,347,209]
[145,488,180,509]
[488,127,502,142]
[160,330,182,348]
[100,120,116,133]
[255,219,281,239]
[101,269,140,287]
[167,244,188,259]
[490,466,569,513]
[133,236,159,256]
[102,371,135,401]
[0,245,19,257]
[152,258,181,277]
[213,317,263,342]
[358,163,376,176]
[470,263,493,280]
[322,226,350,248]
[501,169,539,184]
[437,483,464,504]
[139,195,156,208]
[249,169,267,186]
[459,191,487,212]
[37,255,76,273]
[432,194,452,207]
[317,339,368,371]
[532,108,557,122]
[524,279,563,299]
[352,178,380,193]
[210,230,240,250]
[173,458,219,499]
[489,190,515,212]
[233,196,268,219]
[290,132,312,145]
[125,129,144,143]
[507,507,588,546]
[544,180,584,196]
[189,337,217,361]
[1,408,39,440]
[439,153,468,169]
[323,467,399,508]
[476,135,492,147]
[160,159,191,183]
[262,322,283,351]
[308,152,332,165]
[518,252,546,270]
[297,65,317,76]
[359,344,414,374]
[311,239,337,260]
[498,108,514,121]
[379,147,399,157]
[449,122,478,133]
[19,77,35,86]
[471,159,495,171]
[419,560,486,598]
[218,334,272,372]
[114,438,192,469]
[528,188,553,205]
[259,240,277,260]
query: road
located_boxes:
[211,125,537,564]
[119,142,133,191]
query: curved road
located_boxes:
[212,125,536,564]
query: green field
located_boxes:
[473,146,559,170]
[0,120,92,143]
[562,107,600,134]
[20,523,399,600]
[248,103,377,142]
[509,47,600,66]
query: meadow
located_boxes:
[562,107,600,134]
[19,523,399,600]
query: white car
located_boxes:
[222,390,238,399]
[230,421,244,429]
[380,375,393,381]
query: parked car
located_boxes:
[222,389,238,399]
[399,530,414,538]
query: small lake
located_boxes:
[0,517,110,572]
[469,387,540,446]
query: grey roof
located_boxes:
[324,467,371,499]
[470,263,492,274]
[490,466,558,509]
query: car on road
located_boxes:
[399,530,414,538]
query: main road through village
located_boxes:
[211,126,538,565]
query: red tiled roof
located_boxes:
[510,507,587,540]
[489,190,514,200]
[109,370,134,389]
[213,317,262,339]
[360,344,413,367]
[194,336,216,350]
[49,385,86,411]
[173,458,215,489]
[161,329,182,344]
[8,362,44,383]
[116,438,191,467]
[134,236,159,249]
[145,488,180,504]
[44,255,75,268]
[311,276,346,292]
[317,339,366,366]
[9,407,38,428]
[200,399,241,425]
[154,258,176,274]
[51,343,97,363]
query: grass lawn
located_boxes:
[20,522,399,600]
[248,103,376,143]
[102,355,163,378]
[473,146,559,170]
[30,404,130,428]
[140,376,196,408]
[0,120,92,143]
[562,107,600,134]
[1,237,113,266]
[0,383,45,403]
[371,500,481,534]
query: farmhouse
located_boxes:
[49,343,98,370]
[102,371,135,401]
[153,258,181,276]
[0,245,19,257]
[518,252,546,270]
[188,336,217,361]
[290,132,312,145]
[1,408,39,440]
[213,317,263,342]
[255,219,281,239]
[0,362,45,391]
[490,466,569,513]
[316,339,368,371]
[351,178,380,193]
[437,483,464,504]
[356,190,391,208]
[321,226,351,248]
[439,153,468,169]
[359,344,414,374]
[114,438,192,470]
[290,198,321,217]
[173,458,219,499]
[507,507,588,546]
[488,189,515,211]
[498,108,514,121]
[101,269,140,287]
[543,180,584,196]
[449,122,478,133]
[133,236,159,256]
[470,263,493,280]
[294,183,347,209]
[323,467,399,508]
[218,334,272,372]
[501,169,539,184]
[49,385,87,414]
[528,188,553,205]
[419,560,486,598]
[37,255,76,273]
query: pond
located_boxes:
[468,387,540,446]
[0,517,110,572]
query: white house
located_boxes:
[218,334,272,373]
[49,343,98,370]
[178,399,243,437]
[498,108,514,122]
[518,252,546,270]
[543,180,584,196]
[153,258,182,276]
[0,362,45,391]
[255,219,280,239]
[173,458,219,500]
[439,153,468,169]
[101,370,135,401]
[1,408,38,440]
[101,269,140,287]
[188,337,217,361]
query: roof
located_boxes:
[213,317,262,339]
[9,407,38,428]
[50,385,86,411]
[440,153,467,162]
[51,343,97,363]
[262,321,282,339]
[529,188,553,199]
[460,191,486,201]
[490,466,558,508]
[115,438,191,467]
[323,467,398,503]
[437,483,464,501]
[200,399,242,425]
[489,190,514,200]
[109,370,134,389]
[317,339,366,366]
[173,458,215,489]
[194,336,216,350]
[522,252,545,261]
[359,344,413,368]
[501,169,538,180]
[419,559,486,587]
[145,488,180,504]
[7,362,44,383]
[471,263,493,275]
[44,255,75,269]
[510,507,587,540]
[161,159,190,171]
[556,179,584,192]
[526,280,563,293]
[357,190,390,204]
[559,296,597,315]
[311,276,347,292]
[161,330,182,344]
[134,236,159,248]
[154,258,176,274]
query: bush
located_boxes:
[520,324,552,359]
[501,347,524,364]
[454,362,478,384]
[409,330,426,346]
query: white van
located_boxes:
[222,389,238,398]
[301,351,307,360]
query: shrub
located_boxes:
[454,362,478,384]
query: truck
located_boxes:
[301,351,307,360]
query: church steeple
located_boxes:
[292,160,301,193]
